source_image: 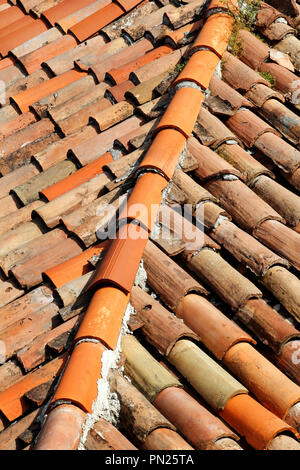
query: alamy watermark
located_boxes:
[95,199,205,251]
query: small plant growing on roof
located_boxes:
[259,71,277,87]
[220,0,261,56]
[173,59,188,75]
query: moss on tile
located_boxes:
[259,71,277,87]
[172,59,188,75]
[221,0,261,56]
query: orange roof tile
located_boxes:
[41,152,113,201]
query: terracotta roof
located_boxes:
[0,0,299,452]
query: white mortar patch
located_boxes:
[78,302,134,449]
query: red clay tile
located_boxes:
[59,188,120,232]
[90,100,133,132]
[137,129,184,180]
[123,4,174,42]
[33,76,96,119]
[69,3,124,42]
[50,341,105,413]
[0,6,24,30]
[31,0,65,17]
[204,178,283,234]
[11,69,87,113]
[56,0,111,32]
[256,1,284,28]
[0,18,48,57]
[262,265,300,323]
[119,172,167,232]
[0,57,15,72]
[0,200,43,240]
[85,418,137,450]
[143,241,208,311]
[41,153,113,201]
[43,242,109,288]
[254,132,300,175]
[158,204,220,254]
[155,87,204,139]
[91,38,152,82]
[237,28,270,70]
[86,223,148,295]
[195,107,240,148]
[217,143,273,184]
[34,171,110,228]
[0,163,38,199]
[0,302,60,363]
[260,99,300,145]
[212,218,288,277]
[209,75,254,111]
[48,81,108,123]
[19,34,78,74]
[105,80,135,103]
[188,137,242,181]
[219,394,299,450]
[163,0,207,29]
[35,404,86,450]
[237,298,300,354]
[0,285,53,335]
[116,0,142,11]
[0,229,67,278]
[44,35,106,76]
[0,355,65,422]
[10,26,63,59]
[0,118,55,164]
[131,48,187,85]
[285,167,300,192]
[13,160,77,205]
[190,12,234,58]
[106,45,174,85]
[173,49,220,89]
[11,238,82,289]
[254,219,300,271]
[110,370,176,444]
[208,0,239,11]
[75,286,129,350]
[114,118,153,152]
[41,0,96,25]
[252,174,300,227]
[176,293,255,361]
[223,342,300,419]
[0,124,58,176]
[154,387,239,450]
[259,62,300,96]
[276,341,300,386]
[164,20,202,47]
[0,281,24,310]
[5,69,50,102]
[0,112,37,141]
[262,21,295,41]
[75,36,127,71]
[226,109,281,148]
[0,66,25,93]
[18,316,80,372]
[0,16,35,43]
[131,286,199,356]
[33,126,98,171]
[57,97,112,136]
[0,408,39,450]
[143,428,193,450]
[222,51,270,93]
